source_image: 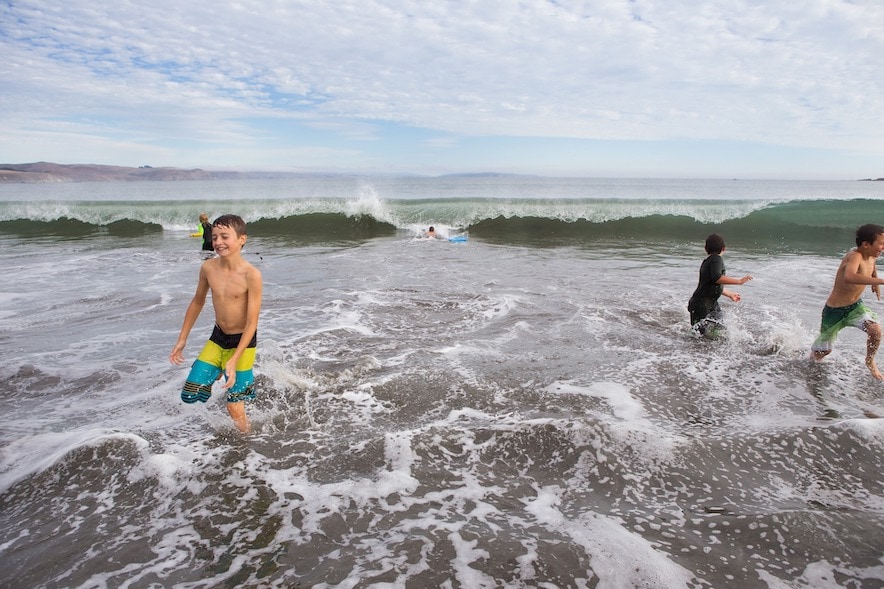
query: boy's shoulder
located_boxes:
[837,248,876,272]
[245,259,262,278]
[235,256,262,281]
[201,255,260,275]
[842,248,865,262]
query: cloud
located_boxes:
[1,0,882,176]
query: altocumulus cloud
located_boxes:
[0,0,882,177]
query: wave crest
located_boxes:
[1,197,882,251]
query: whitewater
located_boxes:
[0,176,882,588]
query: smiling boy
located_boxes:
[170,214,263,432]
[812,223,884,380]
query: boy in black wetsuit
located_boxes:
[688,234,753,336]
[191,213,213,251]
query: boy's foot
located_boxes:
[865,357,883,380]
[810,350,829,362]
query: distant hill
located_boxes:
[0,162,245,183]
[3,162,880,183]
[437,172,527,178]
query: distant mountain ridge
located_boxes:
[0,162,248,183]
[2,162,881,183]
[0,162,427,183]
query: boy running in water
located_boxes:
[688,233,753,337]
[812,223,884,380]
[170,214,263,432]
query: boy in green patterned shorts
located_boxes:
[812,224,884,380]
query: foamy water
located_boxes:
[0,177,882,588]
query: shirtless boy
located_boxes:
[170,214,263,432]
[812,223,884,380]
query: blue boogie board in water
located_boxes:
[448,235,468,243]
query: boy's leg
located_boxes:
[181,358,221,403]
[811,307,838,362]
[226,401,251,434]
[863,321,883,380]
[689,298,721,336]
[224,346,257,433]
[182,338,225,403]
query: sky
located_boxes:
[1,0,883,179]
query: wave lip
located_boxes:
[0,197,882,250]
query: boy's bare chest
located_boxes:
[856,258,877,276]
[207,271,248,301]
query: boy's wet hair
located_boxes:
[213,214,247,236]
[855,224,884,247]
[705,233,725,255]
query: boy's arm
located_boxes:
[873,267,881,300]
[841,251,882,285]
[222,267,263,388]
[716,274,753,286]
[169,266,210,365]
[722,288,742,302]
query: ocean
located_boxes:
[0,176,882,588]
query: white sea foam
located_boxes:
[0,430,147,494]
[3,179,884,587]
[544,380,645,422]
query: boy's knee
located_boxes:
[866,321,882,338]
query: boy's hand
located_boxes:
[223,349,247,389]
[873,283,881,300]
[223,363,237,389]
[169,342,186,365]
[739,275,753,284]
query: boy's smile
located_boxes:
[212,225,246,256]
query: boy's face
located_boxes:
[859,233,884,257]
[211,223,246,256]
